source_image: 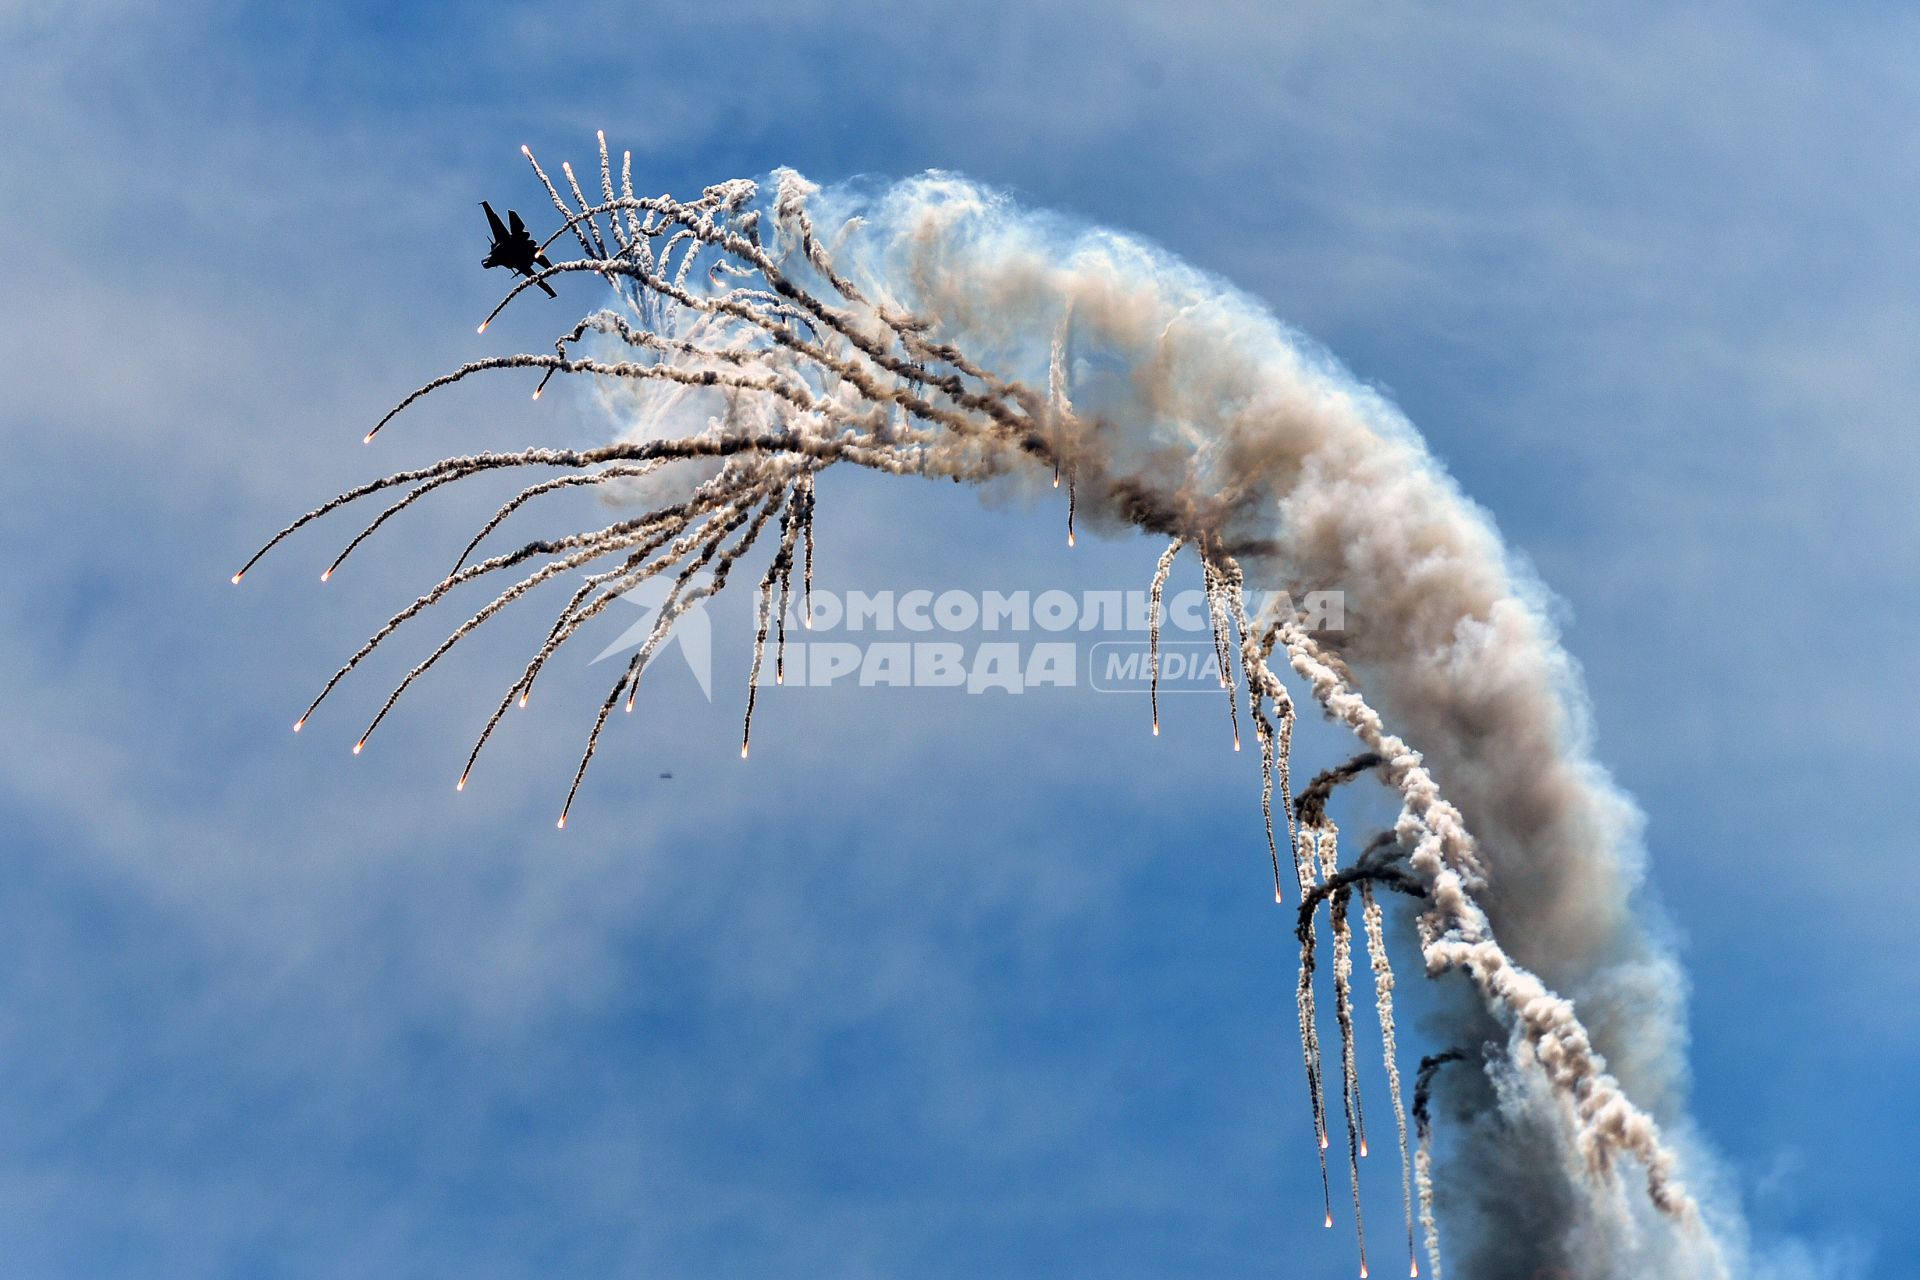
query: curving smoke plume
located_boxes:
[238,139,1739,1279]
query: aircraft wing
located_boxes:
[482,201,509,242]
[508,209,527,237]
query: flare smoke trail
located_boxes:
[1415,1050,1469,1280]
[1328,850,1370,1275]
[1294,824,1336,1228]
[238,139,1734,1279]
[1295,752,1385,828]
[1299,822,1422,1278]
[1360,882,1417,1279]
[1295,756,1387,1272]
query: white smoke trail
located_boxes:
[1274,625,1696,1225]
[1329,866,1371,1276]
[1297,804,1382,1278]
[1413,1051,1466,1280]
[742,476,808,755]
[1295,824,1335,1227]
[1226,565,1290,904]
[239,148,1733,1279]
[816,175,1726,1272]
[1147,538,1182,737]
[1360,880,1418,1279]
[1202,557,1244,750]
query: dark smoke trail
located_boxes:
[1413,1050,1470,1280]
[1294,752,1385,830]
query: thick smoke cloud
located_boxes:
[820,173,1727,1278]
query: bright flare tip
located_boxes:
[320,570,331,583]
[230,572,243,585]
[531,388,542,400]
[739,744,750,759]
[1066,533,1075,547]
[352,740,363,755]
[1324,1213,1333,1229]
[362,431,375,444]
[1360,1141,1369,1158]
[1275,888,1284,904]
[292,719,305,733]
[555,816,566,829]
[521,144,531,156]
[476,322,488,335]
[1320,1134,1330,1150]
[456,775,467,792]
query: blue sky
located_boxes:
[1,2,1914,1276]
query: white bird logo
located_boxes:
[590,574,714,701]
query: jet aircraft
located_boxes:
[480,201,557,297]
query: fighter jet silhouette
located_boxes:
[480,201,557,297]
